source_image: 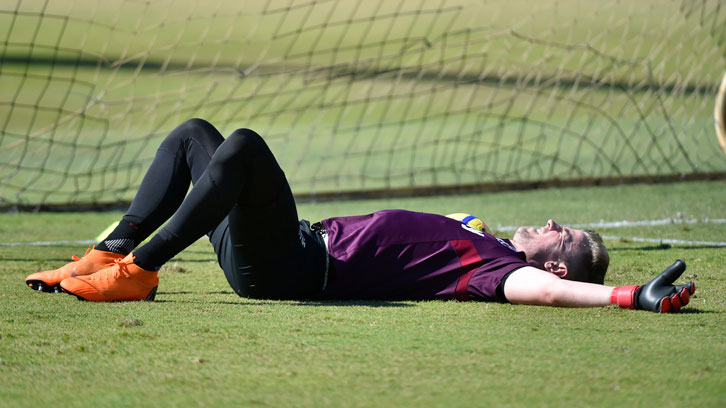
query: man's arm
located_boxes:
[503,261,695,312]
[503,266,612,307]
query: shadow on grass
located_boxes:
[152,297,716,313]
[166,257,217,263]
[609,243,726,251]
[155,291,715,312]
[155,291,415,308]
[287,300,416,308]
[4,257,83,262]
[157,290,234,295]
[675,308,718,314]
[5,256,217,263]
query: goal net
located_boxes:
[1,0,725,208]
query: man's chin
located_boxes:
[513,227,529,240]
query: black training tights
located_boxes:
[101,119,326,299]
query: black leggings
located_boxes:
[124,119,326,299]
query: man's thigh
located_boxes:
[210,183,325,299]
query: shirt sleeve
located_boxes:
[495,271,516,303]
[467,257,529,302]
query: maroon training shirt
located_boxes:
[320,210,531,302]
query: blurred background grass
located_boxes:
[2,0,724,205]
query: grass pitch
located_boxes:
[1,181,725,407]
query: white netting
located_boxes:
[1,0,725,207]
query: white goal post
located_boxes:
[716,72,726,157]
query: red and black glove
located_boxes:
[611,260,695,313]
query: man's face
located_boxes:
[511,219,587,269]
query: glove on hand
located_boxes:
[611,260,695,313]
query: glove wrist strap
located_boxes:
[611,285,641,309]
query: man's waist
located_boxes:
[310,221,329,250]
[310,221,331,291]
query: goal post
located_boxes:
[1,0,725,209]
[716,73,726,157]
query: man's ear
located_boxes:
[544,261,568,278]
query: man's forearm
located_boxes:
[545,279,613,307]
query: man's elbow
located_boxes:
[539,284,560,306]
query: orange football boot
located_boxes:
[60,253,158,302]
[26,247,120,293]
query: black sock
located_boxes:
[96,216,146,255]
[132,228,178,271]
[132,169,234,271]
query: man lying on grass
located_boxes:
[25,119,695,313]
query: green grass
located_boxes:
[1,181,725,407]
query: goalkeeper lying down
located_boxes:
[25,119,695,313]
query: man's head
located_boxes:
[511,220,609,284]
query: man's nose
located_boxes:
[547,219,561,231]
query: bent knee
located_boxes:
[207,128,272,171]
[227,128,263,144]
[160,118,220,150]
[224,128,268,154]
[174,118,216,136]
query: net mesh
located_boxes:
[1,0,725,208]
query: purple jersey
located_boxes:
[320,210,531,301]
